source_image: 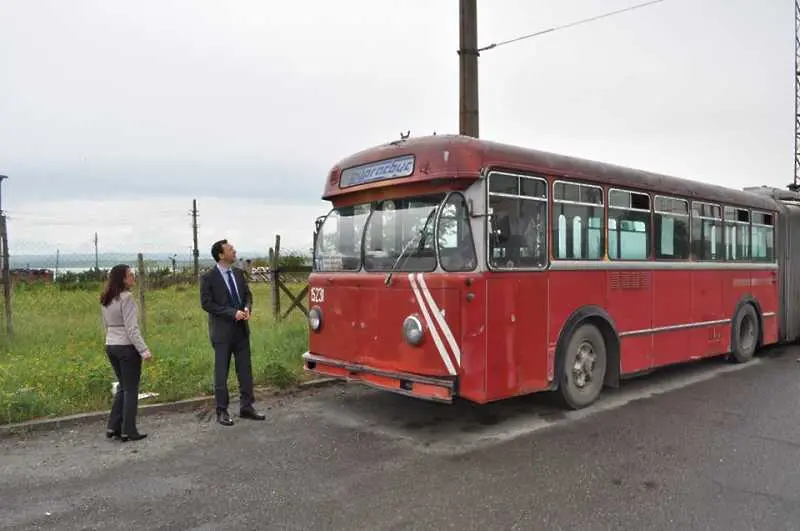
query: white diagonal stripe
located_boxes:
[416,273,461,366]
[408,273,456,375]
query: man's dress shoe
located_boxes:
[217,410,234,426]
[239,408,266,421]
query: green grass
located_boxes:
[0,281,310,425]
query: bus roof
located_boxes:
[324,134,780,211]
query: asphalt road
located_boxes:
[3,346,800,530]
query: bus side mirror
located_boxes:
[468,199,486,218]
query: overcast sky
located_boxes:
[0,0,791,260]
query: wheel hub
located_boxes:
[572,341,596,389]
[740,315,755,351]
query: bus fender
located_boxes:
[553,306,621,390]
[731,295,764,351]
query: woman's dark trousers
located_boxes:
[106,345,142,436]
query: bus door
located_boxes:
[485,173,550,400]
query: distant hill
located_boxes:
[11,252,255,270]
[10,250,310,270]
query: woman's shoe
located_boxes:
[106,429,121,439]
[120,433,147,442]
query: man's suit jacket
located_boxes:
[200,265,253,344]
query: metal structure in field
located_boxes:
[793,0,800,192]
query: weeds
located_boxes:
[0,282,309,424]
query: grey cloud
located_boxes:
[7,159,327,204]
[0,0,793,251]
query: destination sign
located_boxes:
[339,154,415,188]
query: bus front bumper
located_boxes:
[301,352,456,403]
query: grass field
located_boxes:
[0,281,310,425]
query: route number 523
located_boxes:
[310,287,325,303]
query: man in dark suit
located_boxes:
[200,239,266,426]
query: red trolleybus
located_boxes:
[302,134,800,409]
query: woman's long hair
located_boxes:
[100,264,130,306]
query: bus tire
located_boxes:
[558,323,607,410]
[730,303,759,363]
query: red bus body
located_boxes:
[302,134,800,408]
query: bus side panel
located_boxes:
[485,274,549,401]
[751,269,779,345]
[652,270,691,366]
[360,283,461,377]
[605,270,653,374]
[547,269,606,372]
[458,276,487,403]
[307,284,363,364]
[690,270,726,357]
[727,270,779,347]
[727,272,750,337]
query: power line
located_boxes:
[478,0,669,52]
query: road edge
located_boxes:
[0,377,340,438]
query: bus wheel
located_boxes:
[731,304,759,363]
[559,323,607,409]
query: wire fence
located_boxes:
[0,227,316,424]
[7,245,312,289]
[0,199,319,340]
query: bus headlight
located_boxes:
[402,315,424,346]
[308,306,322,331]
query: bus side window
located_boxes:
[751,211,775,261]
[608,189,651,260]
[724,207,750,261]
[654,196,690,260]
[487,171,548,269]
[553,181,604,260]
[691,202,723,261]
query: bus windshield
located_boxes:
[313,203,371,271]
[313,193,477,273]
[363,195,443,272]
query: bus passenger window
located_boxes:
[724,207,750,261]
[608,189,650,260]
[751,211,774,261]
[557,215,567,258]
[487,171,548,269]
[654,196,690,260]
[553,181,604,260]
[691,202,723,261]
[660,218,675,255]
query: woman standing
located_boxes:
[100,264,153,442]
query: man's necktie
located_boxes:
[226,270,242,309]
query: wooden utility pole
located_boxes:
[0,175,11,337]
[191,199,199,280]
[459,0,479,137]
[270,234,281,320]
[0,215,12,337]
[137,253,146,336]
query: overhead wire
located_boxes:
[478,0,670,52]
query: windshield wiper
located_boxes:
[384,208,437,287]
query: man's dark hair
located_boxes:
[211,239,228,262]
